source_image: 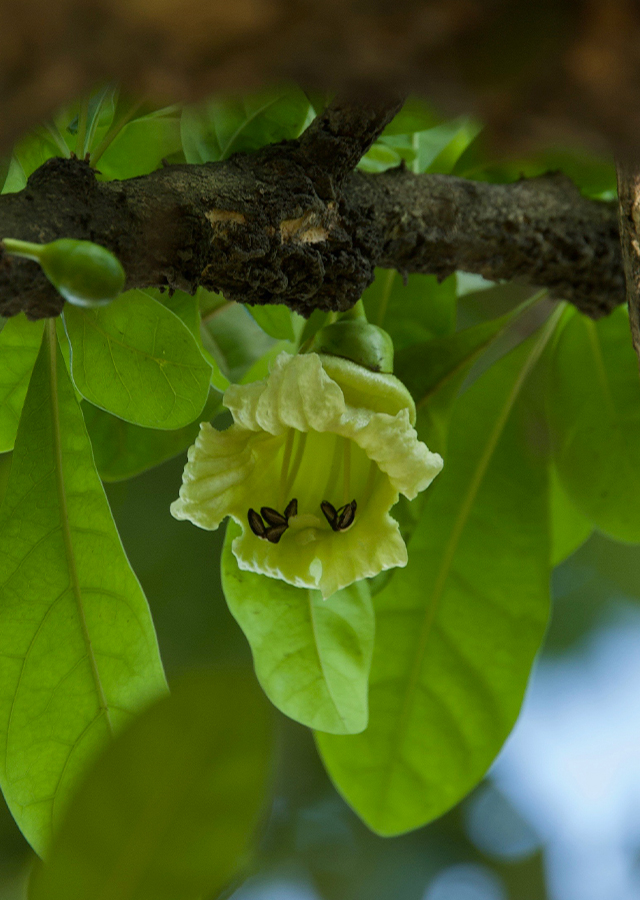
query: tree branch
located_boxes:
[298,95,406,184]
[0,149,623,321]
[616,160,640,364]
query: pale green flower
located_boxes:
[171,352,443,599]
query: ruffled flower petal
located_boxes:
[171,351,443,598]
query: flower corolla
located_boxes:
[171,352,443,598]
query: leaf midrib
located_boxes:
[308,591,350,731]
[376,309,562,818]
[47,321,113,737]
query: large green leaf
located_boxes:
[96,110,183,180]
[222,523,374,735]
[548,305,640,542]
[361,269,457,351]
[360,117,481,176]
[13,130,63,180]
[397,304,532,455]
[0,324,166,855]
[181,87,313,164]
[0,156,11,194]
[29,670,273,900]
[67,85,117,158]
[63,290,212,429]
[144,287,229,391]
[317,317,557,836]
[549,464,592,567]
[200,302,277,383]
[247,303,295,341]
[83,389,222,482]
[0,315,44,452]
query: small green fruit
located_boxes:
[2,237,126,308]
[311,319,394,373]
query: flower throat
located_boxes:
[247,430,375,545]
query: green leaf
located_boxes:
[13,130,62,179]
[222,523,374,735]
[361,117,481,176]
[416,118,482,175]
[0,315,44,452]
[144,288,229,391]
[380,98,439,136]
[0,156,11,194]
[298,308,330,348]
[1,156,27,194]
[549,464,592,567]
[63,289,212,429]
[547,306,640,542]
[197,287,227,319]
[200,302,277,383]
[357,143,409,173]
[96,112,182,180]
[66,85,116,138]
[181,86,313,164]
[456,144,616,199]
[29,670,273,900]
[361,269,457,350]
[396,306,526,455]
[317,319,557,836]
[247,304,295,341]
[83,389,222,482]
[0,324,166,855]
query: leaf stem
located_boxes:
[1,238,44,262]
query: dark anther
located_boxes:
[321,499,357,532]
[249,498,298,543]
[248,508,267,538]
[337,499,357,530]
[261,506,288,527]
[266,523,288,544]
[321,501,338,529]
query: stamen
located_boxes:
[261,506,288,527]
[248,509,267,537]
[321,500,338,530]
[284,498,298,519]
[284,431,307,498]
[266,523,288,544]
[361,459,378,508]
[336,499,357,530]
[279,429,295,508]
[321,499,357,532]
[342,438,351,506]
[322,436,343,506]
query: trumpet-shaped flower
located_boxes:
[171,352,443,599]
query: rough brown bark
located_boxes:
[298,96,406,184]
[0,150,623,321]
[616,161,640,363]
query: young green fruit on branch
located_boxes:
[310,300,395,373]
[1,238,125,308]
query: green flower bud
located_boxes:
[2,237,126,308]
[311,319,395,373]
